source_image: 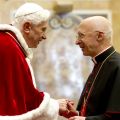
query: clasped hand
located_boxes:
[57,99,78,118]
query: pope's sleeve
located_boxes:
[0,93,59,120]
[0,30,59,119]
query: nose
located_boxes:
[75,39,81,45]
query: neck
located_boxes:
[93,45,112,58]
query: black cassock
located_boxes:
[77,47,120,120]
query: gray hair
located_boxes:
[12,2,50,30]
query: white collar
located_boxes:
[92,46,112,64]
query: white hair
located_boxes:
[12,2,50,29]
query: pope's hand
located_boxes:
[66,101,79,118]
[57,99,78,118]
[57,99,69,116]
[68,116,86,120]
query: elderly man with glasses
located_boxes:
[67,16,120,120]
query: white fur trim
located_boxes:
[0,24,33,59]
[40,98,59,120]
[25,58,36,88]
[0,93,59,120]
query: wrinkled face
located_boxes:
[75,23,99,57]
[24,21,48,48]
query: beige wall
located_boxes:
[0,0,120,52]
[110,0,120,52]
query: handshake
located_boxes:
[57,99,78,118]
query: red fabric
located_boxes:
[0,31,44,115]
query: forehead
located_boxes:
[77,23,86,33]
[37,21,48,27]
[77,21,92,33]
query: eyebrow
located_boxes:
[78,32,85,35]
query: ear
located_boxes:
[97,31,104,41]
[23,22,31,34]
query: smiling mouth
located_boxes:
[80,47,85,51]
[39,39,42,42]
[80,45,84,49]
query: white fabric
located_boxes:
[26,58,36,88]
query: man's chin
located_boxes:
[82,52,89,56]
[29,44,38,48]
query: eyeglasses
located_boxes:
[76,31,107,40]
[76,31,95,40]
[76,32,85,39]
